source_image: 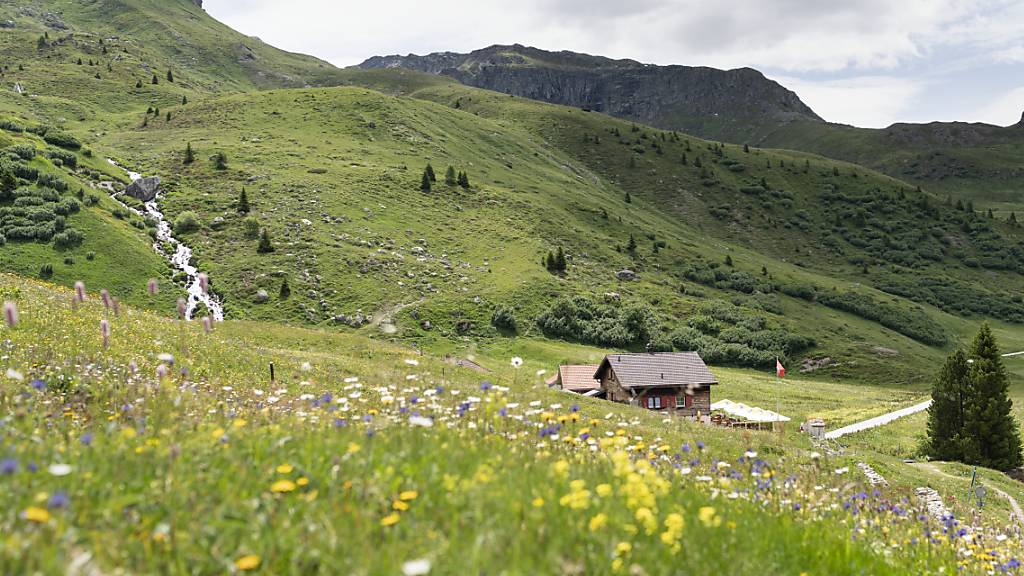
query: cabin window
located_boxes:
[676,395,687,409]
[646,396,661,409]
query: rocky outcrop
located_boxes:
[359,44,822,130]
[192,0,204,8]
[125,176,161,202]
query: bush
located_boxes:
[7,144,35,160]
[36,173,68,192]
[818,290,946,346]
[42,131,81,150]
[0,120,25,133]
[174,211,201,234]
[490,306,518,333]
[243,217,261,239]
[53,228,84,249]
[46,148,77,168]
[536,296,660,348]
[38,263,53,279]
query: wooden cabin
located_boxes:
[594,352,717,418]
[547,364,602,396]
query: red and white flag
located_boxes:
[776,358,786,379]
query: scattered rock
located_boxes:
[616,269,636,281]
[872,346,899,357]
[800,357,836,373]
[125,176,161,202]
[455,319,473,333]
[421,320,432,330]
[603,292,621,301]
[0,20,14,29]
[253,290,270,303]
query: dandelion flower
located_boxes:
[23,506,50,523]
[276,464,294,474]
[588,513,608,532]
[532,497,545,508]
[380,513,401,527]
[235,555,260,571]
[296,477,309,487]
[399,490,418,501]
[271,480,296,493]
[393,500,410,511]
[347,442,361,454]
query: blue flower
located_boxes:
[0,458,17,475]
[80,432,93,446]
[479,381,493,391]
[47,490,70,509]
[30,379,46,392]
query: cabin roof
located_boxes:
[555,364,601,392]
[595,352,718,390]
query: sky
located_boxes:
[206,0,1024,129]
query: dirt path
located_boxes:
[912,462,1024,523]
[823,400,932,440]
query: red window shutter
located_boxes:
[686,395,693,408]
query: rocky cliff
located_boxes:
[359,45,823,133]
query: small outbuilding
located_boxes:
[594,352,717,418]
[548,364,602,396]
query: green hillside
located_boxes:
[2,273,1023,574]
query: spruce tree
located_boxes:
[184,142,194,165]
[724,255,733,267]
[962,323,1023,470]
[135,79,143,89]
[624,192,632,204]
[555,247,566,272]
[425,163,436,182]
[214,152,228,170]
[926,349,970,461]
[1011,212,1018,226]
[420,169,432,193]
[627,234,637,255]
[167,69,174,83]
[182,95,188,105]
[445,166,456,186]
[545,251,556,271]
[279,277,290,298]
[457,171,470,189]
[152,73,159,85]
[257,228,275,253]
[238,187,250,214]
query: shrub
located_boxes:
[490,306,518,333]
[818,290,946,346]
[43,131,82,150]
[53,228,84,249]
[46,148,77,168]
[243,217,261,239]
[536,296,660,348]
[173,211,201,234]
[7,144,35,160]
[39,263,54,279]
[0,120,25,133]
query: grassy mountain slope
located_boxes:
[2,273,1023,574]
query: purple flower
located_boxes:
[479,380,493,391]
[27,461,38,473]
[3,301,18,328]
[570,404,580,413]
[696,441,705,451]
[0,458,17,474]
[30,379,46,392]
[80,432,93,446]
[333,418,347,427]
[47,491,70,509]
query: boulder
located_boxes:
[125,176,161,202]
[0,20,14,29]
[253,290,270,303]
[616,269,637,281]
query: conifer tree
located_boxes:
[152,73,159,85]
[420,169,432,193]
[627,234,637,255]
[184,142,194,165]
[257,228,275,253]
[624,192,632,204]
[444,166,456,186]
[743,143,750,153]
[926,349,970,461]
[213,152,228,170]
[182,95,188,105]
[555,246,566,272]
[962,323,1023,470]
[166,111,171,122]
[724,255,733,267]
[167,69,174,83]
[279,277,291,298]
[135,79,143,89]
[425,163,436,182]
[457,171,470,189]
[544,251,556,271]
[1011,212,1018,226]
[238,187,250,214]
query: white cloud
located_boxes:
[204,0,1024,127]
[773,75,926,128]
[974,86,1024,126]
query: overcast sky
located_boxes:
[206,0,1024,129]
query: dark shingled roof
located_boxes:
[595,352,717,390]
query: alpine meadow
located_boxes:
[3,1,1024,574]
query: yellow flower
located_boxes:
[121,427,137,439]
[235,555,261,571]
[393,500,410,511]
[615,542,632,556]
[296,477,309,487]
[276,464,294,474]
[532,497,545,508]
[271,480,296,493]
[23,506,50,523]
[698,506,721,528]
[588,513,608,532]
[347,442,361,454]
[611,558,624,573]
[552,459,570,478]
[211,427,225,439]
[596,483,613,497]
[399,490,418,501]
[380,513,401,527]
[232,418,247,429]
